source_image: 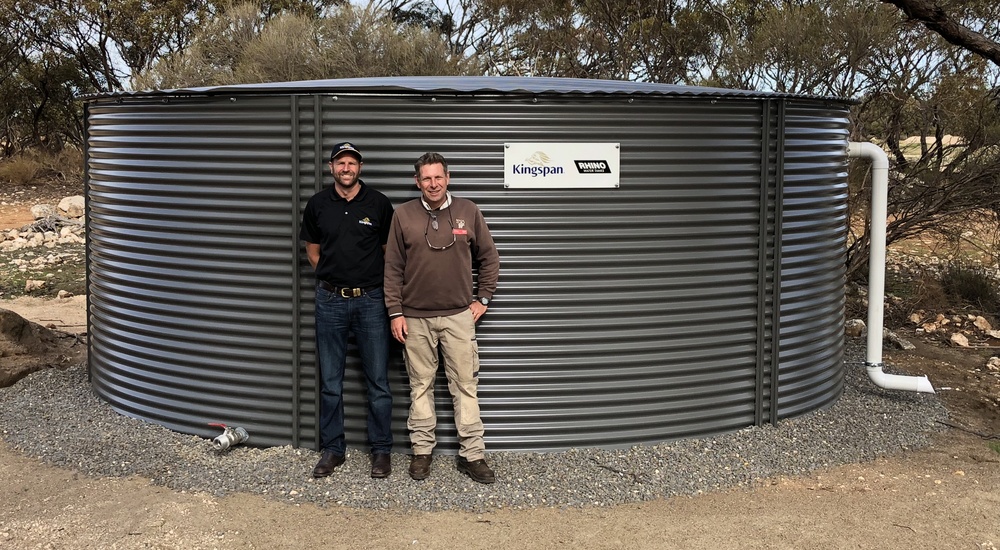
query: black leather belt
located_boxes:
[317,280,379,298]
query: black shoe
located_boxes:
[371,453,391,478]
[312,450,345,478]
[456,456,495,484]
[409,454,432,480]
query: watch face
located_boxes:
[479,297,490,306]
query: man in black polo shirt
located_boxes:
[300,142,394,478]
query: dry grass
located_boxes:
[0,155,44,185]
[0,148,84,187]
[848,210,1000,325]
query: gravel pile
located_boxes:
[0,340,947,512]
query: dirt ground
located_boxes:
[2,187,999,549]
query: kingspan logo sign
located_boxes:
[512,152,567,178]
[504,142,620,189]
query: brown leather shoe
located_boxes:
[408,454,432,480]
[456,456,495,484]
[370,453,391,478]
[312,450,345,478]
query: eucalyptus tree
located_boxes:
[7,0,198,91]
[0,0,345,151]
[705,0,894,98]
[5,0,346,93]
[880,0,1000,67]
[846,0,1000,276]
[135,2,470,89]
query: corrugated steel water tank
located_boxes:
[83,76,852,452]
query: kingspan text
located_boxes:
[512,164,566,177]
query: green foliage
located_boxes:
[134,2,469,89]
[989,440,1000,455]
[457,0,722,81]
[940,261,1000,316]
[0,243,87,299]
[711,0,905,96]
[0,40,92,153]
[1,0,347,154]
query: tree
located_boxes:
[709,0,894,97]
[880,0,1000,67]
[397,0,724,80]
[846,2,1000,278]
[5,0,346,93]
[135,2,470,89]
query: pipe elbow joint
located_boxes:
[865,363,935,394]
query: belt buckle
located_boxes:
[339,287,361,298]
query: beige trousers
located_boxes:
[402,310,484,460]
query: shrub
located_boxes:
[0,154,44,185]
[41,147,84,183]
[939,261,1000,316]
[0,148,84,187]
[878,267,953,327]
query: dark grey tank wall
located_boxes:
[84,90,850,451]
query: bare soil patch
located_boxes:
[0,182,81,231]
[1,183,998,548]
[0,300,86,387]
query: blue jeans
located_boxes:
[315,286,393,455]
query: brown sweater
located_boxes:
[384,196,499,318]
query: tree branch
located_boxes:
[880,0,1000,67]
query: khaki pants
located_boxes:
[402,310,484,460]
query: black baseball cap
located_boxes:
[331,142,363,162]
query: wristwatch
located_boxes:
[478,296,490,306]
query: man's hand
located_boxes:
[391,316,407,344]
[469,301,488,323]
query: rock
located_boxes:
[58,195,85,218]
[949,332,970,347]
[973,316,993,332]
[2,215,86,250]
[845,319,866,338]
[30,204,56,219]
[0,308,79,388]
[987,357,1000,372]
[24,280,46,292]
[57,290,74,299]
[884,329,916,350]
[908,312,923,324]
[987,330,1000,340]
[0,308,64,356]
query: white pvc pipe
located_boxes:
[847,142,935,394]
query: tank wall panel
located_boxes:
[87,97,301,446]
[86,90,851,452]
[775,103,850,417]
[310,94,847,451]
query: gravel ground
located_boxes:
[0,340,947,512]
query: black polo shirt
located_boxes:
[300,180,394,288]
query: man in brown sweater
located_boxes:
[383,152,500,484]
